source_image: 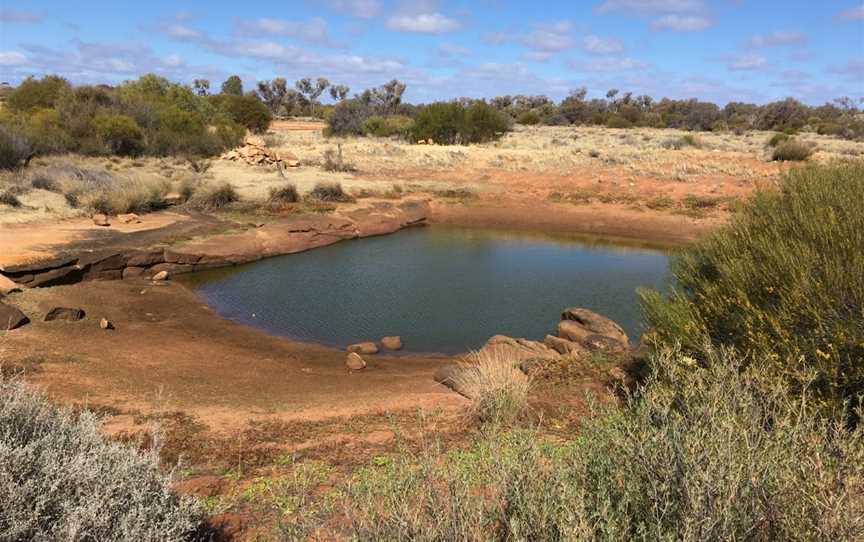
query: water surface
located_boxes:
[182,227,671,354]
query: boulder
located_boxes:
[543,334,587,357]
[346,352,366,370]
[560,308,629,346]
[152,270,169,281]
[381,336,403,350]
[0,303,29,330]
[27,266,83,288]
[433,364,469,397]
[44,307,86,322]
[347,342,379,355]
[0,274,22,296]
[479,335,561,363]
[122,266,145,279]
[582,334,627,354]
[117,213,141,224]
[93,214,110,227]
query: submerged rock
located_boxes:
[347,342,379,355]
[381,336,403,350]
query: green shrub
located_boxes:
[345,348,864,541]
[268,183,299,203]
[0,126,32,170]
[411,101,509,145]
[24,108,72,153]
[0,376,203,540]
[328,99,374,137]
[363,115,414,137]
[640,161,864,416]
[5,75,70,111]
[772,139,814,161]
[92,114,145,156]
[517,111,541,125]
[606,114,633,129]
[213,94,271,133]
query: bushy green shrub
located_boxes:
[606,114,633,129]
[327,99,373,137]
[346,347,864,541]
[517,111,541,125]
[410,101,509,145]
[640,161,864,415]
[0,126,32,170]
[0,376,203,540]
[213,94,271,133]
[5,75,70,111]
[767,132,792,147]
[363,115,414,137]
[92,114,145,156]
[772,139,814,161]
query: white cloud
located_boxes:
[582,35,625,54]
[828,57,864,80]
[522,21,576,51]
[326,0,384,18]
[570,56,648,72]
[236,17,334,45]
[837,3,864,21]
[745,31,807,48]
[162,23,205,41]
[595,0,704,15]
[482,32,509,45]
[728,54,767,71]
[0,51,28,66]
[437,43,472,57]
[386,13,461,33]
[651,15,712,32]
[0,8,42,23]
[520,51,553,63]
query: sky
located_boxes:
[1,0,862,105]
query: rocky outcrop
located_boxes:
[478,335,562,362]
[560,308,629,347]
[0,303,29,330]
[0,200,431,290]
[0,275,21,297]
[221,136,300,167]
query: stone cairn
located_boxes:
[221,136,300,168]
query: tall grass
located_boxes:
[452,348,532,427]
[345,347,864,541]
[640,160,864,416]
[0,375,203,541]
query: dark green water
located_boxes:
[182,227,672,354]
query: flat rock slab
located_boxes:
[44,307,86,322]
[0,303,29,330]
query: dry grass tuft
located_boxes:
[452,348,532,427]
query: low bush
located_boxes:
[363,115,414,138]
[268,183,299,204]
[767,132,792,147]
[31,175,62,192]
[517,111,541,125]
[410,101,510,145]
[0,375,203,540]
[346,347,864,541]
[662,134,702,149]
[190,182,240,209]
[0,190,22,207]
[327,98,373,137]
[308,182,353,202]
[212,94,271,134]
[0,126,32,170]
[771,139,814,161]
[605,114,633,129]
[451,349,532,427]
[92,114,145,156]
[322,146,355,173]
[640,160,864,416]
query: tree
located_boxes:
[295,77,330,116]
[221,75,243,96]
[192,79,210,96]
[329,84,350,101]
[256,78,290,116]
[373,79,406,114]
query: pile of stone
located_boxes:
[221,136,300,168]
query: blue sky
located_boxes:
[1,1,862,104]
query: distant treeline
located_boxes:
[1,73,862,167]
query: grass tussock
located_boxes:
[662,133,702,149]
[322,145,355,173]
[189,182,240,210]
[771,138,815,161]
[0,375,203,540]
[308,181,354,203]
[640,160,864,417]
[268,183,299,204]
[344,347,864,541]
[452,348,532,427]
[0,190,22,208]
